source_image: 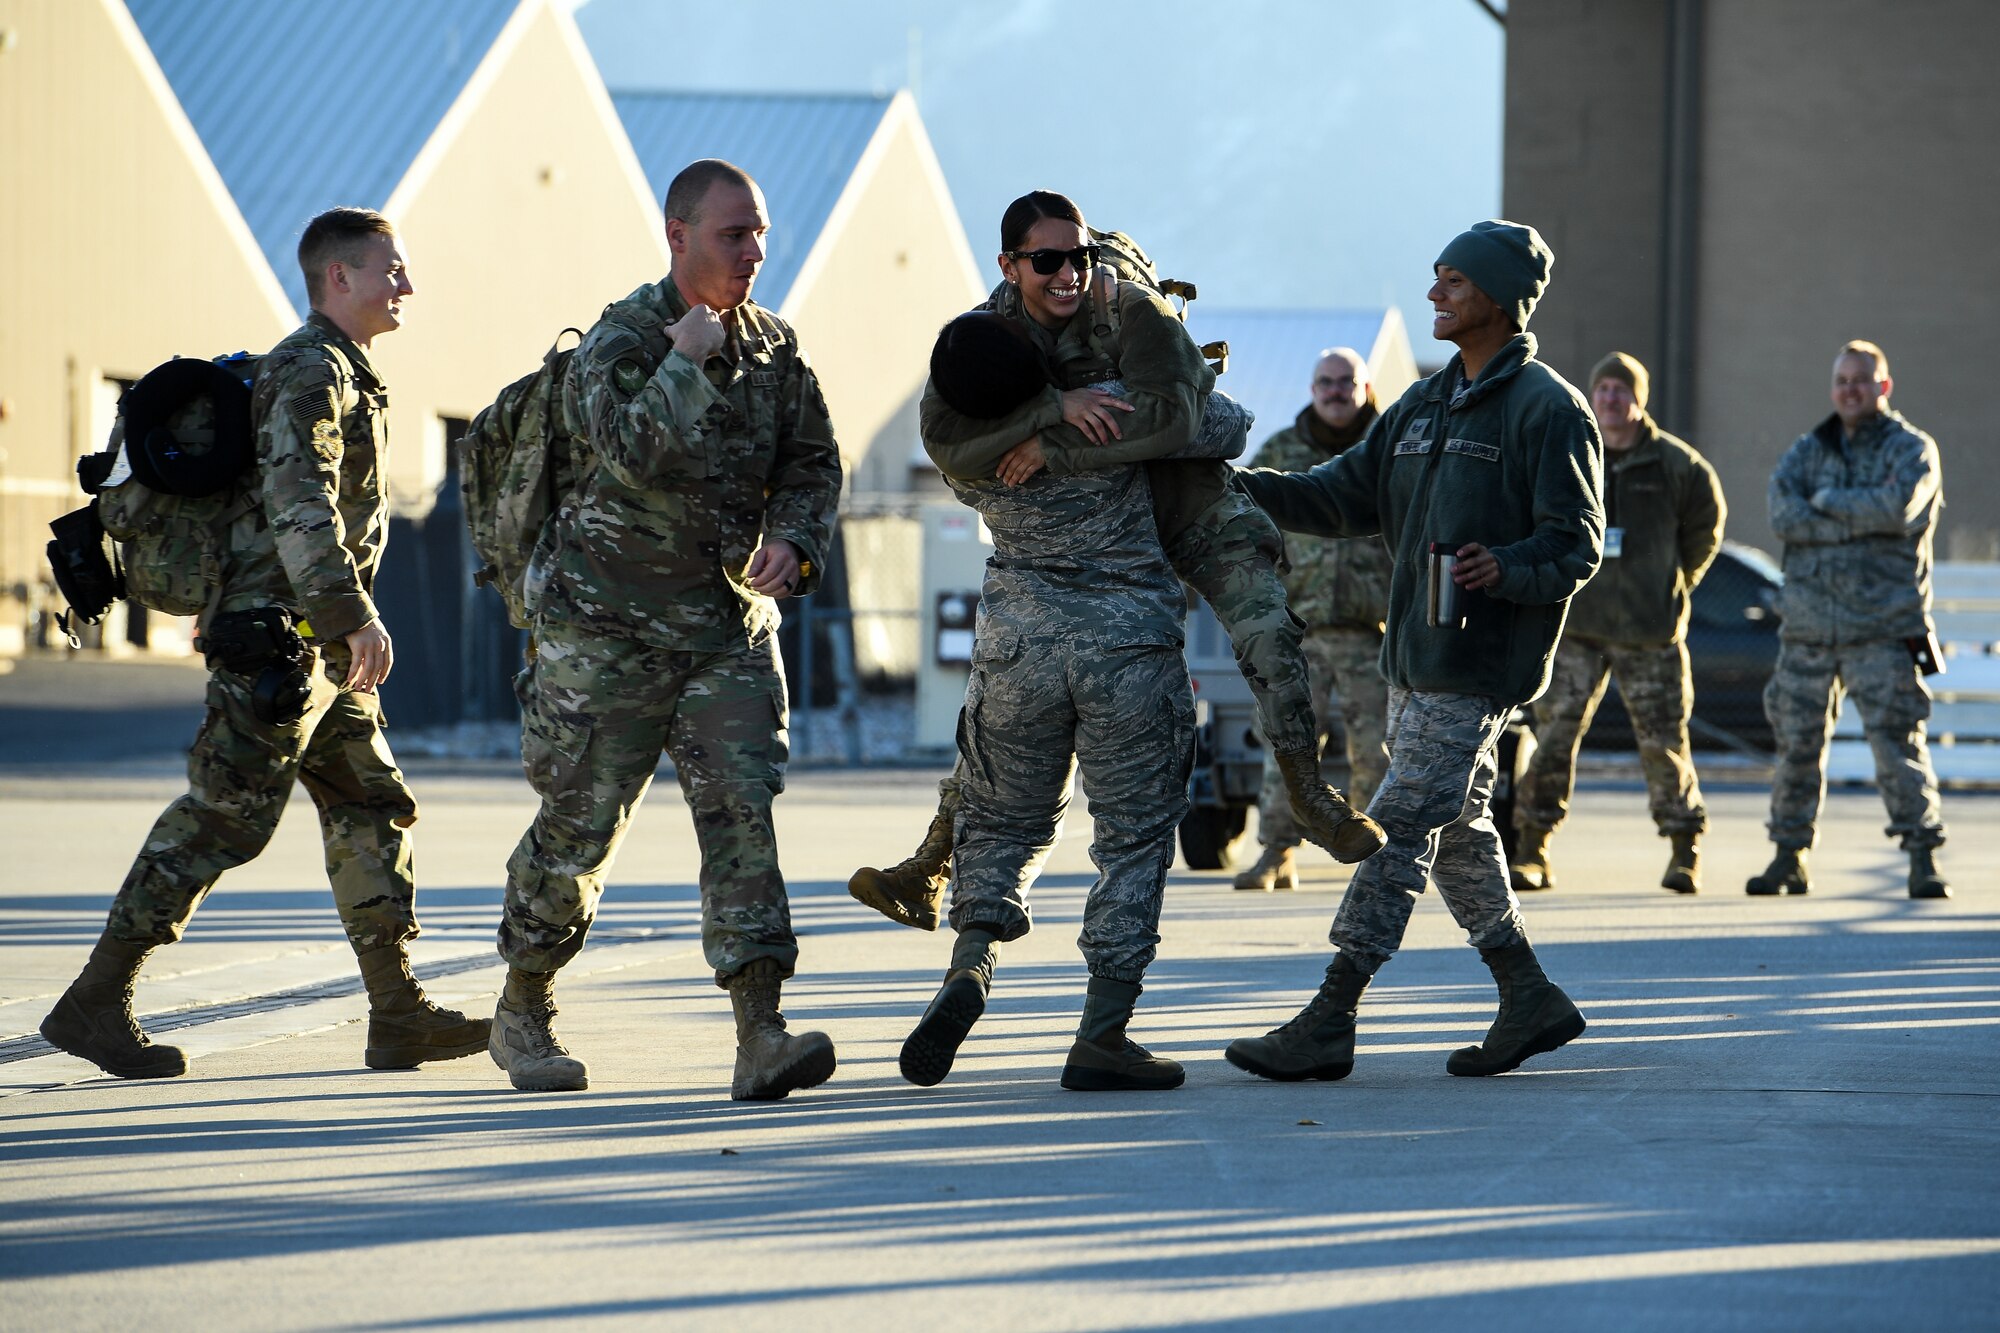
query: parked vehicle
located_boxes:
[1179,542,1783,869]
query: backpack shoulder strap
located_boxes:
[1090,270,1123,367]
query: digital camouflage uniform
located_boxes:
[1765,408,1945,851]
[503,277,841,984]
[107,313,419,953]
[1515,419,1724,838]
[1238,334,1604,970]
[1248,406,1393,846]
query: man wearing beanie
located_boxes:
[1234,348,1395,893]
[1225,219,1605,1082]
[1509,352,1725,895]
[1752,340,1949,899]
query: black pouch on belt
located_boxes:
[205,606,315,725]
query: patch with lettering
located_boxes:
[1444,438,1500,462]
[1394,438,1433,456]
[749,369,781,389]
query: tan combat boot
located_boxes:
[1270,746,1386,864]
[357,944,492,1069]
[1746,846,1810,896]
[1224,953,1372,1082]
[1446,940,1586,1076]
[40,935,186,1079]
[1661,830,1702,895]
[1233,844,1297,892]
[490,967,588,1091]
[1509,824,1555,893]
[1909,846,1950,899]
[1060,977,1183,1091]
[727,958,837,1101]
[848,805,952,930]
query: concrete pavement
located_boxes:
[2,746,1997,1329]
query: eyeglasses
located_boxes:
[1007,245,1100,276]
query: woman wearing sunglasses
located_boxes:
[878,190,1384,1094]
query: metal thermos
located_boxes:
[1427,541,1466,629]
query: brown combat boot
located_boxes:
[1446,940,1586,1076]
[1233,843,1297,892]
[1908,846,1950,899]
[1509,824,1555,893]
[1060,977,1183,1091]
[848,805,953,930]
[1270,746,1385,864]
[1746,846,1810,896]
[1224,953,1373,1082]
[1661,831,1702,895]
[357,944,492,1070]
[490,967,588,1092]
[727,958,837,1101]
[40,935,186,1079]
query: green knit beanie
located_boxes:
[1589,351,1650,410]
[1434,219,1554,330]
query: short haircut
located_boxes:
[665,159,756,226]
[1000,190,1085,252]
[1316,346,1370,384]
[930,313,1052,419]
[298,207,395,307]
[1838,339,1890,379]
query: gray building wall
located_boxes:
[1505,0,1998,557]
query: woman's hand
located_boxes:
[1060,387,1134,444]
[997,436,1047,486]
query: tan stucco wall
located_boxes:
[0,0,294,643]
[368,0,667,512]
[781,99,984,502]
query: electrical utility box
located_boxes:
[915,502,993,752]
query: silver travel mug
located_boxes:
[1427,541,1465,629]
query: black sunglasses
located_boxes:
[1007,245,1100,276]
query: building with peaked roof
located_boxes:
[610,89,985,499]
[1184,308,1418,465]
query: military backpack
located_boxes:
[1085,227,1229,374]
[46,353,264,640]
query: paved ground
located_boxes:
[1,654,1996,1330]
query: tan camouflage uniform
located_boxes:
[107,313,419,951]
[502,277,841,983]
[1247,407,1393,845]
[1765,409,1945,851]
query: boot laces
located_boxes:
[1272,986,1345,1038]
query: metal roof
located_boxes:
[609,91,893,311]
[125,0,519,315]
[1185,308,1401,464]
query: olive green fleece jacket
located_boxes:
[1563,419,1724,647]
[1236,333,1605,706]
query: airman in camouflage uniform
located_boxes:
[1224,222,1601,1083]
[42,208,488,1080]
[1511,352,1724,895]
[1237,348,1394,892]
[492,161,845,1099]
[1752,341,1948,899]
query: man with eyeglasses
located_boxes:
[1751,339,1949,900]
[1233,347,1394,893]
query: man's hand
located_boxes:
[666,303,726,365]
[1452,542,1502,591]
[997,436,1047,486]
[1060,387,1134,444]
[746,539,804,599]
[343,619,393,692]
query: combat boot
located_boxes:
[1232,844,1297,892]
[357,944,492,1070]
[39,935,186,1079]
[848,805,953,931]
[1271,746,1386,865]
[1661,831,1702,895]
[727,958,837,1101]
[1224,953,1372,1082]
[1509,824,1555,893]
[1060,977,1184,1091]
[1745,846,1810,896]
[1446,940,1586,1077]
[1909,846,1951,899]
[490,967,588,1092]
[900,929,998,1087]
